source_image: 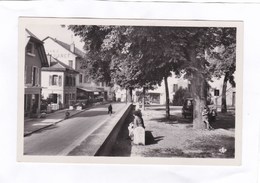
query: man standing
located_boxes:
[108,104,113,116]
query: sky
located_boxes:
[25,24,85,51]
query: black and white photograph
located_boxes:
[18,18,243,165]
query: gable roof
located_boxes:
[42,56,78,74]
[26,28,41,41]
[43,36,85,58]
[25,29,49,67]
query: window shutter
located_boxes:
[31,66,34,84]
[37,68,40,85]
[49,75,52,86]
[35,67,38,86]
[58,75,62,87]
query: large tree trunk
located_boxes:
[191,77,207,129]
[221,73,228,113]
[164,76,170,119]
[142,87,146,111]
[189,49,207,129]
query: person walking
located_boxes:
[108,104,113,116]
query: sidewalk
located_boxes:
[24,108,85,136]
[110,105,235,158]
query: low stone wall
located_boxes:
[67,103,133,156]
[95,104,133,156]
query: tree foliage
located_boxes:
[172,87,192,106]
[68,25,236,127]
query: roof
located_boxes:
[26,29,43,44]
[25,29,49,67]
[43,36,85,58]
[42,56,78,73]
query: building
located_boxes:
[24,29,49,117]
[120,72,235,109]
[147,73,190,104]
[150,74,235,108]
[41,55,78,110]
[42,37,111,102]
[209,76,236,108]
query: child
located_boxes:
[202,106,213,130]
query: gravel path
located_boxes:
[110,105,235,158]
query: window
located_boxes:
[84,75,87,83]
[26,42,35,56]
[65,76,75,86]
[214,89,220,96]
[65,94,69,104]
[69,60,73,68]
[49,94,58,103]
[73,77,76,86]
[173,84,178,92]
[58,75,62,86]
[79,74,83,83]
[52,75,58,85]
[31,67,39,86]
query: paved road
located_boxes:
[24,103,126,156]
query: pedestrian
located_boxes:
[108,104,113,116]
[133,110,145,129]
[128,110,145,140]
[202,106,213,130]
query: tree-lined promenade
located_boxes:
[68,25,236,129]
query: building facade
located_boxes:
[43,37,111,102]
[209,76,236,108]
[150,74,235,108]
[24,29,49,117]
[41,56,78,110]
[117,72,235,109]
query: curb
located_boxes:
[24,109,87,137]
[23,102,113,137]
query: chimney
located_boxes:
[70,35,75,53]
[46,54,52,67]
[70,42,75,53]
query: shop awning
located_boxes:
[77,87,103,93]
[77,87,94,92]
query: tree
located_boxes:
[172,87,192,106]
[69,25,236,128]
[68,25,182,117]
[171,27,235,129]
[207,28,236,112]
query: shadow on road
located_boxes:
[70,110,110,118]
[211,112,235,129]
[108,110,134,156]
[151,114,192,125]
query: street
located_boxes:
[24,103,126,156]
